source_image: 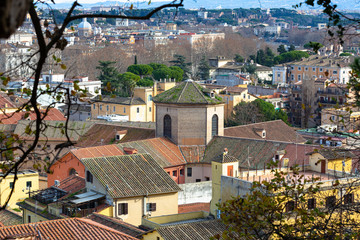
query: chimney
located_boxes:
[123,147,138,155]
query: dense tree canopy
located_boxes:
[127,64,153,78]
[169,54,192,78]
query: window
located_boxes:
[291,74,294,81]
[47,145,50,148]
[149,107,152,112]
[86,171,93,183]
[137,107,139,113]
[187,168,192,177]
[248,95,250,99]
[113,106,116,112]
[308,198,316,209]
[100,105,102,110]
[313,67,316,72]
[123,107,126,113]
[212,114,218,137]
[147,203,156,212]
[93,104,96,110]
[28,215,31,223]
[285,201,295,212]
[305,67,308,71]
[277,73,280,78]
[326,196,336,208]
[344,194,354,204]
[148,95,153,101]
[196,179,201,182]
[205,177,210,181]
[118,203,128,215]
[291,66,294,70]
[319,68,323,72]
[333,70,337,74]
[69,168,77,176]
[106,105,109,111]
[298,67,301,71]
[180,169,184,176]
[243,94,246,99]
[9,182,13,189]
[164,115,172,138]
[37,144,41,148]
[297,75,301,81]
[26,181,32,188]
[172,170,177,177]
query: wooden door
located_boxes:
[227,165,233,177]
[321,160,326,173]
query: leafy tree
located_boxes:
[303,41,324,52]
[226,99,288,126]
[216,162,360,239]
[120,72,140,97]
[274,51,309,64]
[137,77,154,87]
[148,63,167,71]
[234,54,244,63]
[169,54,192,78]
[243,64,257,75]
[169,66,184,82]
[256,47,275,67]
[288,44,296,51]
[134,55,138,65]
[152,67,172,81]
[340,52,352,56]
[277,45,287,54]
[127,64,153,78]
[197,56,210,80]
[96,61,121,94]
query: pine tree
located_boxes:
[169,54,192,79]
[197,56,210,80]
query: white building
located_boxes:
[272,65,287,85]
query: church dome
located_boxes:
[78,18,92,30]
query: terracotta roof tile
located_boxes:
[71,144,124,159]
[0,218,138,239]
[57,175,85,194]
[0,210,22,226]
[179,146,206,163]
[86,213,145,239]
[0,108,66,124]
[224,120,306,143]
[81,154,182,198]
[155,219,227,240]
[116,137,186,167]
[76,123,155,147]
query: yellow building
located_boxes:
[91,80,176,122]
[210,148,360,238]
[1,170,39,209]
[81,153,181,226]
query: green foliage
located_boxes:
[288,44,296,51]
[274,51,309,64]
[119,72,140,97]
[304,41,324,52]
[127,64,153,77]
[197,56,210,80]
[277,45,287,54]
[243,64,257,74]
[137,77,154,87]
[169,66,184,82]
[256,47,275,67]
[96,61,121,95]
[226,99,288,127]
[340,52,352,56]
[234,54,244,63]
[148,63,167,71]
[169,54,192,78]
[152,65,183,82]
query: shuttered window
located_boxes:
[212,114,218,137]
[164,115,171,138]
[118,203,128,215]
[147,203,157,212]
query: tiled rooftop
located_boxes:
[224,120,306,143]
[0,108,66,124]
[0,218,138,240]
[0,210,22,227]
[81,154,182,198]
[86,213,145,239]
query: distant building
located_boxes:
[77,18,92,37]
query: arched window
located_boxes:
[212,114,218,137]
[69,168,77,176]
[164,114,172,138]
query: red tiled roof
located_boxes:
[116,137,186,167]
[86,213,145,239]
[0,108,66,124]
[0,218,137,240]
[179,145,206,163]
[76,123,155,147]
[57,174,85,194]
[178,203,210,213]
[224,120,306,143]
[71,144,124,160]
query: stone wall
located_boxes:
[178,181,212,205]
